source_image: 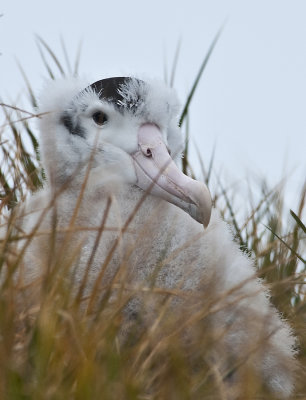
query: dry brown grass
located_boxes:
[0,37,305,399]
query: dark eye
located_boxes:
[92,111,108,126]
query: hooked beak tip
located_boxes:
[190,183,212,227]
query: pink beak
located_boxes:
[132,124,212,227]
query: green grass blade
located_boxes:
[179,25,224,127]
[290,210,306,233]
[60,35,72,75]
[74,39,83,76]
[194,140,207,181]
[170,38,182,88]
[206,141,216,186]
[217,176,246,250]
[36,40,55,80]
[264,224,306,264]
[182,113,190,175]
[16,60,38,108]
[35,34,65,76]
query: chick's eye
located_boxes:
[92,111,108,126]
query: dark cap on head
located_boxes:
[87,77,144,111]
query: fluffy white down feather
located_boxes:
[10,77,298,398]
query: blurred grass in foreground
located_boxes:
[0,35,305,399]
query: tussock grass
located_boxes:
[0,37,305,399]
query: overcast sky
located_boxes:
[1,0,305,212]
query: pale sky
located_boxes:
[1,0,305,212]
